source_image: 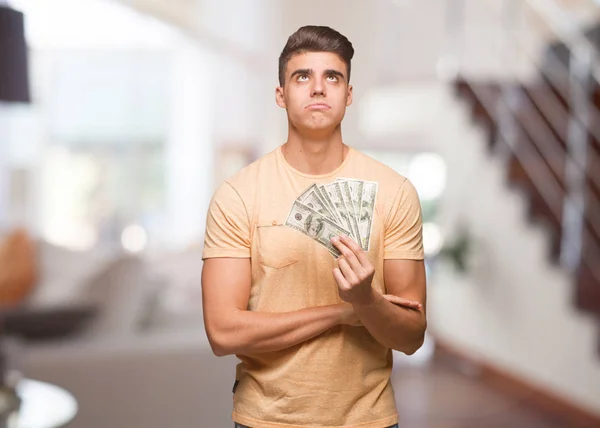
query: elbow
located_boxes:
[205,312,246,357]
[402,320,428,356]
[206,329,234,357]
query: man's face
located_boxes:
[276,51,353,136]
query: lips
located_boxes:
[306,103,331,110]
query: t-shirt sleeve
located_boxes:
[202,181,251,260]
[383,178,425,260]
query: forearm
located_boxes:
[208,304,343,356]
[353,289,426,354]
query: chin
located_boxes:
[305,116,340,131]
[289,113,343,135]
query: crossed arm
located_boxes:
[201,244,426,357]
[202,257,358,356]
[332,235,427,355]
[352,259,427,355]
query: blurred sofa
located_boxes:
[15,240,238,428]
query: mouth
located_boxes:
[306,103,331,111]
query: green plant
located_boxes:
[437,226,471,273]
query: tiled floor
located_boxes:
[391,357,591,428]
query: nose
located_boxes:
[311,78,325,97]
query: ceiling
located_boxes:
[110,0,599,87]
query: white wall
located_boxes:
[428,83,600,417]
[165,36,216,249]
[0,103,42,233]
[0,105,9,230]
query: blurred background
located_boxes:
[0,0,599,427]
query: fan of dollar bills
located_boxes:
[285,178,378,257]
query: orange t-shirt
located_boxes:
[202,145,424,428]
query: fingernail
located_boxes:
[331,236,339,242]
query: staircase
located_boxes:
[425,0,600,421]
[451,8,600,351]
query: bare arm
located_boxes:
[332,235,427,355]
[201,257,357,357]
[352,259,427,355]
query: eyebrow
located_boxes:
[289,68,346,81]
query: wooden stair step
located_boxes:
[454,79,501,151]
[575,263,600,313]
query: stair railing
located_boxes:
[443,0,600,282]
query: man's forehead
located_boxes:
[287,52,346,72]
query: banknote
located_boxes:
[317,184,339,223]
[290,179,378,254]
[336,178,364,225]
[337,178,376,250]
[297,184,338,222]
[339,180,361,245]
[322,182,356,241]
[285,200,351,257]
[358,180,378,251]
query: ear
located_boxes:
[275,86,286,109]
[346,84,353,107]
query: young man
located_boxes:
[202,25,427,428]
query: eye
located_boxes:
[297,74,309,82]
[327,75,339,82]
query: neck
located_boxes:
[283,126,348,175]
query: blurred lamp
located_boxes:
[0,4,30,103]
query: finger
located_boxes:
[383,294,422,309]
[332,236,363,272]
[338,257,359,285]
[333,267,349,290]
[382,294,418,306]
[392,297,422,309]
[338,235,370,268]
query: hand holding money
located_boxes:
[331,234,376,304]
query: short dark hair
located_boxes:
[278,25,354,86]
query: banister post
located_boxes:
[560,45,593,272]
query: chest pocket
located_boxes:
[256,224,301,269]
